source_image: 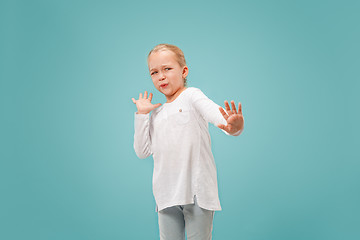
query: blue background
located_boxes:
[1,0,359,239]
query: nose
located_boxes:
[158,71,166,81]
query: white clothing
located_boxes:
[133,87,243,212]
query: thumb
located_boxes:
[217,123,226,130]
[153,103,162,109]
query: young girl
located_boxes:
[132,43,244,240]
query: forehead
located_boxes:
[148,50,178,70]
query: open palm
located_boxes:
[217,100,244,135]
[132,91,162,114]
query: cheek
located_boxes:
[151,79,158,88]
[169,71,181,81]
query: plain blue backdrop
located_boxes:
[1,0,359,239]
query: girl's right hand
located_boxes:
[132,91,162,114]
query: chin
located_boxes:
[161,87,171,93]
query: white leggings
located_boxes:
[157,196,215,240]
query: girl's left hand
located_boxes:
[217,100,244,135]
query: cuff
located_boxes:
[134,112,150,119]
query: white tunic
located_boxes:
[133,87,243,212]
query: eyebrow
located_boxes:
[150,64,172,72]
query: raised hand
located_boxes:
[132,91,162,114]
[217,100,244,135]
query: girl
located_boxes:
[132,43,244,240]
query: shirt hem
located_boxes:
[155,195,222,212]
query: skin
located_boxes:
[131,50,244,135]
[148,50,189,103]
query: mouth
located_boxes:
[160,83,168,88]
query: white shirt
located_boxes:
[133,87,243,212]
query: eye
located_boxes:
[165,68,171,70]
[151,71,157,75]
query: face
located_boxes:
[148,50,188,102]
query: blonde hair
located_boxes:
[147,43,188,86]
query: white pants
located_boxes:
[157,196,215,240]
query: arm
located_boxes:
[133,112,152,159]
[132,91,161,159]
[191,88,244,136]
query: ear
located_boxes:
[182,66,189,79]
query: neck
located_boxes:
[166,86,187,103]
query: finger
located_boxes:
[224,101,232,115]
[149,92,153,101]
[153,103,162,109]
[217,123,230,133]
[139,93,143,99]
[231,100,237,114]
[224,100,231,111]
[217,123,226,130]
[131,98,136,104]
[144,91,148,99]
[238,102,242,114]
[219,107,229,120]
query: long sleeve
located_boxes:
[133,112,152,159]
[190,88,243,136]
